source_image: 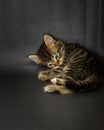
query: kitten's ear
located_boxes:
[28,54,42,64]
[43,34,56,47]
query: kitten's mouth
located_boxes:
[53,61,62,69]
[53,66,61,69]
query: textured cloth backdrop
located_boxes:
[0,0,103,76]
[0,1,104,130]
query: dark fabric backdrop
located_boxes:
[0,0,104,76]
[0,0,104,130]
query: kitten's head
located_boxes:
[28,34,64,69]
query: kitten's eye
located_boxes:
[47,62,54,67]
[54,53,59,60]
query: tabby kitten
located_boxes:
[28,34,104,94]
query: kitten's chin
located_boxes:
[53,66,61,69]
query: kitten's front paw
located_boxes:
[38,71,49,81]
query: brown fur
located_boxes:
[28,34,104,94]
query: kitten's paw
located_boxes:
[51,78,57,84]
[43,85,74,95]
[44,85,57,93]
[38,71,49,81]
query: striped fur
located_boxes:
[28,34,104,94]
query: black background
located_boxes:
[0,0,104,130]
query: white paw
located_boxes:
[51,78,57,84]
[44,85,56,93]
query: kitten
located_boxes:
[28,34,104,94]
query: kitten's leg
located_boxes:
[38,70,61,81]
[51,76,99,93]
[44,84,74,94]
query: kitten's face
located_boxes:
[28,34,64,69]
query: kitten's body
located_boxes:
[28,34,104,94]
